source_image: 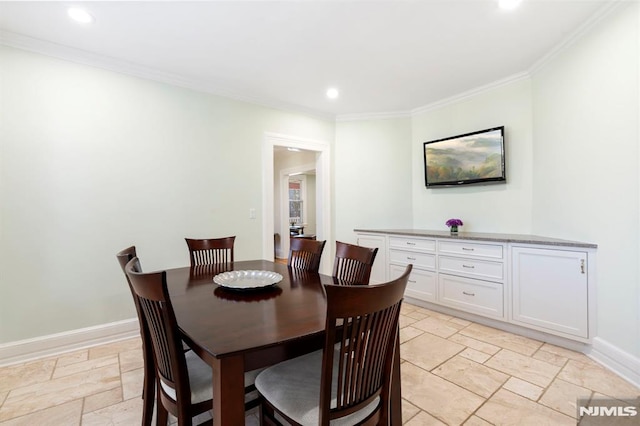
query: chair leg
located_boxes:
[177,407,191,426]
[259,401,281,426]
[141,365,154,426]
[155,387,168,426]
[258,403,267,426]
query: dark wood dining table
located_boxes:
[166,259,402,425]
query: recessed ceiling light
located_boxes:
[498,0,522,10]
[68,7,94,24]
[326,88,339,100]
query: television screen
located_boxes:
[423,126,506,188]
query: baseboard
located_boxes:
[2,316,639,394]
[588,337,640,389]
[405,297,590,352]
[406,298,640,390]
[0,318,139,367]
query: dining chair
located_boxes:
[255,264,412,425]
[185,237,264,409]
[116,246,154,426]
[125,257,262,425]
[288,238,327,272]
[185,236,235,266]
[332,240,379,285]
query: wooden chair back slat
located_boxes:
[288,238,327,272]
[332,241,378,285]
[185,236,235,266]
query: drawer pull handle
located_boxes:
[580,259,585,274]
[408,280,416,283]
[406,242,416,246]
[462,247,474,251]
[407,257,416,261]
[462,291,475,296]
[462,264,475,269]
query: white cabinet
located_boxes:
[387,235,437,302]
[437,239,506,320]
[356,233,387,284]
[355,230,596,343]
[511,246,589,339]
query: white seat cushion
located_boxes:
[255,348,379,425]
[160,350,263,405]
[159,350,213,404]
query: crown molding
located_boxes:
[0,30,335,121]
[528,1,628,76]
[339,2,629,122]
[0,30,533,124]
[336,71,530,123]
[1,0,627,127]
[411,71,531,116]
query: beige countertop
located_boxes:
[354,229,597,249]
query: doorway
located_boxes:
[262,132,331,273]
[276,155,316,260]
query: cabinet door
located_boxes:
[511,247,588,339]
[356,234,386,284]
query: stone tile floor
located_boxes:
[1,303,638,425]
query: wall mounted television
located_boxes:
[423,126,506,188]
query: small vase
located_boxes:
[450,226,458,234]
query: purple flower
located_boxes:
[446,218,463,227]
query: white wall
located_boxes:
[334,117,413,244]
[412,79,534,233]
[409,3,639,360]
[0,46,334,343]
[2,3,638,368]
[531,3,639,357]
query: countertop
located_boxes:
[354,229,597,249]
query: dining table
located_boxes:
[166,259,402,425]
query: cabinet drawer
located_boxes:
[439,274,504,318]
[438,240,503,260]
[389,249,436,270]
[439,256,503,281]
[390,264,436,302]
[389,236,436,252]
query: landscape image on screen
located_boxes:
[425,129,503,184]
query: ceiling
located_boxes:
[0,1,615,118]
